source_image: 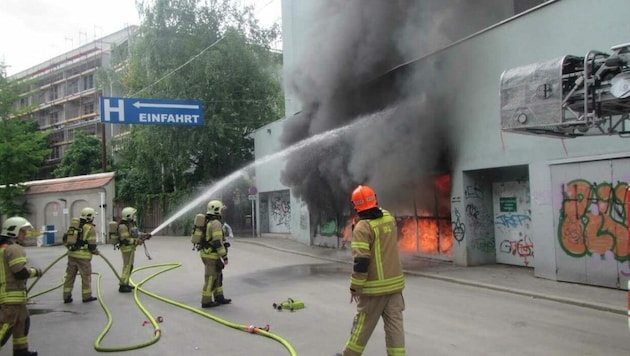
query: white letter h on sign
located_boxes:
[103,99,125,122]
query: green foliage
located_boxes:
[116,0,283,204]
[0,68,51,215]
[53,131,103,178]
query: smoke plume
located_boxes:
[280,0,511,228]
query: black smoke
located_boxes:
[279,0,514,230]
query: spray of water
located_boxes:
[150,108,393,236]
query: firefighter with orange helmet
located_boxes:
[336,185,406,356]
[0,217,42,356]
[63,207,99,304]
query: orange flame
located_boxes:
[397,217,453,256]
[343,216,453,257]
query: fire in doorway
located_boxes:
[342,174,453,257]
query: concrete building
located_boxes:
[253,0,630,290]
[21,172,116,246]
[9,27,136,178]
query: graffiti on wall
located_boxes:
[558,180,629,266]
[466,203,493,240]
[499,234,534,266]
[465,199,495,253]
[452,208,465,244]
[319,220,337,236]
[495,213,531,229]
[465,184,483,199]
[270,194,291,229]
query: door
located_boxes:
[493,181,534,267]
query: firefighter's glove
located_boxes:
[143,233,152,240]
[91,249,100,256]
[31,267,43,278]
[217,257,228,270]
[349,288,361,304]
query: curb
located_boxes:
[237,239,627,316]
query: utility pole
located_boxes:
[101,123,107,172]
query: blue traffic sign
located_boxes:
[100,97,203,126]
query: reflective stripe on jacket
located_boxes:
[0,243,30,304]
[199,219,227,259]
[350,209,405,296]
[118,222,137,252]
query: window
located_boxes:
[67,80,79,95]
[47,146,61,161]
[49,131,64,144]
[50,85,59,101]
[83,75,94,90]
[50,111,59,125]
[83,102,95,115]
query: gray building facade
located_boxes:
[254,0,630,290]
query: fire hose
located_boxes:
[26,252,298,355]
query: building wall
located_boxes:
[550,155,630,289]
[442,0,630,288]
[255,0,534,245]
[253,119,310,244]
[258,0,630,289]
[22,176,115,246]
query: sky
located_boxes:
[0,0,281,76]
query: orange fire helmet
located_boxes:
[351,185,378,212]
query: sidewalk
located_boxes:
[236,235,628,316]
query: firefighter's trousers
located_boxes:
[342,292,406,356]
[120,247,136,286]
[201,256,219,304]
[0,304,31,352]
[63,256,93,300]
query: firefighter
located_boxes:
[335,185,406,356]
[199,200,231,308]
[116,207,151,293]
[63,207,99,304]
[0,216,42,356]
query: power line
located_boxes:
[129,35,225,97]
[130,1,280,98]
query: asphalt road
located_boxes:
[3,237,629,356]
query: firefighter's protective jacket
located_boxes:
[350,209,405,296]
[68,222,97,259]
[199,219,227,260]
[0,242,38,304]
[118,221,144,252]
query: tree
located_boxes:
[0,66,51,216]
[117,0,283,201]
[53,130,103,178]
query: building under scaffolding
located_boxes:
[9,26,136,179]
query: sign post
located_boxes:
[248,194,257,238]
[248,186,258,238]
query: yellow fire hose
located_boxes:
[27,252,298,355]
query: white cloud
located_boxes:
[1,0,140,75]
[1,0,281,76]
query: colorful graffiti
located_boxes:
[499,234,534,266]
[558,180,629,262]
[495,214,531,229]
[319,220,337,236]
